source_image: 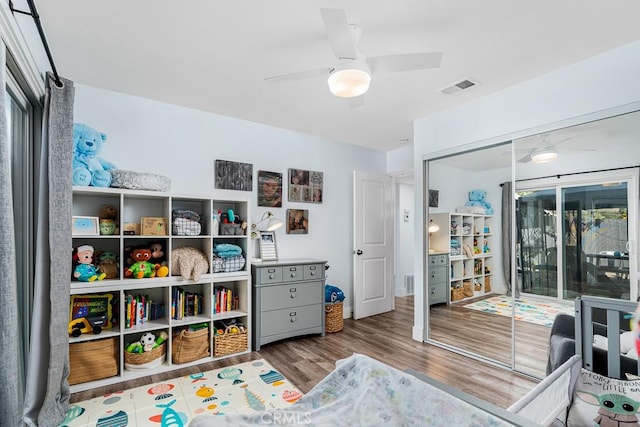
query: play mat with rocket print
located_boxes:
[60,359,303,426]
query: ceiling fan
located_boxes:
[264,8,443,99]
[517,134,596,164]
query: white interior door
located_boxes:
[353,171,394,319]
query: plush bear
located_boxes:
[171,246,209,281]
[464,189,494,215]
[73,123,117,187]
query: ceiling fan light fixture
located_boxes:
[531,148,558,164]
[327,61,371,98]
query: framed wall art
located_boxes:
[257,170,283,207]
[286,209,309,234]
[72,216,100,236]
[429,189,439,208]
[258,231,278,260]
[288,168,323,203]
[215,159,253,191]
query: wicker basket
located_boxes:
[451,287,465,302]
[325,301,344,333]
[214,326,248,357]
[485,276,491,293]
[124,342,166,371]
[69,337,118,385]
[172,328,210,364]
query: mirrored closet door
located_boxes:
[426,108,639,378]
[426,142,514,366]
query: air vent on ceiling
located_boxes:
[440,78,479,95]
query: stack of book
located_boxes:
[213,286,240,314]
[171,287,204,320]
[124,294,164,328]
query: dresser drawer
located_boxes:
[304,263,324,280]
[282,265,303,282]
[429,254,448,266]
[429,266,446,283]
[255,266,283,284]
[260,281,322,311]
[260,304,322,337]
[429,282,447,304]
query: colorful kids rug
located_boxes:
[61,359,302,426]
[463,295,574,327]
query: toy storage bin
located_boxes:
[69,337,119,385]
[325,301,344,333]
[172,327,210,364]
[124,342,166,371]
[214,326,248,357]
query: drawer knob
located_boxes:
[290,293,296,298]
[310,271,315,276]
[290,317,296,323]
[290,273,296,278]
[269,274,275,279]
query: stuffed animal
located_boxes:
[171,246,209,281]
[125,248,167,279]
[149,241,167,266]
[72,123,117,187]
[99,204,119,235]
[97,251,119,279]
[73,245,106,282]
[140,332,156,352]
[464,189,494,215]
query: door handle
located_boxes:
[355,250,363,255]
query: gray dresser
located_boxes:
[428,253,448,305]
[252,259,327,351]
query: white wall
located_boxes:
[73,84,387,317]
[412,40,640,341]
[395,182,415,296]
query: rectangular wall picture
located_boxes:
[288,168,323,203]
[215,159,253,191]
[257,170,283,207]
[286,209,309,234]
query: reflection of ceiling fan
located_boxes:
[264,8,442,100]
[517,134,596,163]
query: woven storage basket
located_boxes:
[124,342,166,371]
[172,328,210,364]
[325,301,344,333]
[451,287,465,302]
[214,326,248,357]
[485,276,491,293]
[69,337,118,385]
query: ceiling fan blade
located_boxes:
[518,153,532,163]
[264,67,330,83]
[367,52,442,74]
[320,8,357,59]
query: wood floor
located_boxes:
[70,296,540,409]
[430,294,551,378]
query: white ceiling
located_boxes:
[18,1,640,151]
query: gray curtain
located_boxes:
[502,181,520,298]
[23,72,74,426]
[0,41,24,427]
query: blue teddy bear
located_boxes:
[465,189,494,215]
[72,123,117,187]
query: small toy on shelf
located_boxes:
[97,251,119,279]
[473,238,481,255]
[483,239,491,253]
[99,204,119,235]
[125,248,169,279]
[149,241,168,267]
[73,245,106,282]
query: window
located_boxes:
[5,58,39,391]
